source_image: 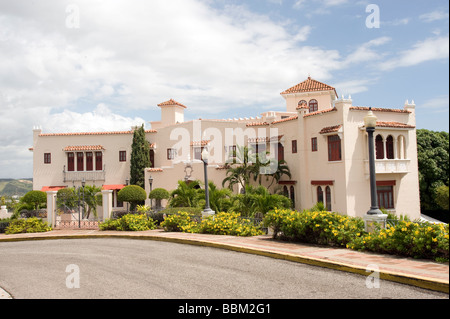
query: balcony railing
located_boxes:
[63,165,106,182]
[364,159,410,175]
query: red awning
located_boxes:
[41,186,67,192]
[102,184,126,190]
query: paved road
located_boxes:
[0,238,447,299]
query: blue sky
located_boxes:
[0,0,448,178]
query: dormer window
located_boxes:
[309,99,318,113]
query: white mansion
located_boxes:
[31,77,421,221]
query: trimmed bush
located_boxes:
[22,191,47,210]
[99,214,156,232]
[118,185,147,210]
[5,217,52,234]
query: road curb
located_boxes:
[1,232,448,294]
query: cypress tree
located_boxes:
[130,124,151,188]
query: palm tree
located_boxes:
[169,180,201,208]
[82,185,102,219]
[267,159,292,188]
[198,181,233,212]
[222,145,266,191]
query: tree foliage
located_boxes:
[118,185,147,211]
[22,190,47,210]
[416,129,449,211]
[130,124,151,189]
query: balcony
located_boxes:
[364,159,410,175]
[63,165,106,182]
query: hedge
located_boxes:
[263,209,449,262]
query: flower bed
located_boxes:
[263,209,449,262]
[161,211,264,237]
[99,214,156,232]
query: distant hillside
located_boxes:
[0,179,33,197]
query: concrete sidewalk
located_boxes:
[0,229,448,294]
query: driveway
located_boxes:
[0,238,447,299]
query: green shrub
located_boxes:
[264,209,364,247]
[5,217,52,234]
[197,212,264,237]
[118,185,147,210]
[160,211,197,232]
[349,220,449,261]
[22,191,47,210]
[160,211,263,237]
[149,188,170,200]
[99,214,156,231]
[264,208,449,262]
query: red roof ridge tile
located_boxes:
[271,115,299,124]
[303,107,337,118]
[39,129,157,137]
[350,106,411,114]
[158,99,187,108]
[281,77,338,97]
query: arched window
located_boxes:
[325,186,332,211]
[386,135,394,159]
[309,99,318,113]
[290,186,295,208]
[375,135,384,159]
[283,186,289,198]
[298,100,307,108]
[317,186,324,204]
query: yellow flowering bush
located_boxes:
[264,209,449,262]
[198,212,264,237]
[264,209,364,247]
[99,214,156,231]
[160,211,263,237]
[160,211,198,232]
[350,220,449,261]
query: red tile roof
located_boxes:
[41,186,67,192]
[63,145,105,152]
[190,140,211,146]
[40,130,156,137]
[248,135,284,143]
[158,99,187,109]
[272,116,299,124]
[320,125,342,134]
[147,168,163,172]
[246,122,270,127]
[281,77,338,97]
[303,107,338,118]
[102,184,126,190]
[376,121,415,129]
[350,106,411,114]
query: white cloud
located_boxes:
[343,37,391,65]
[420,95,449,113]
[419,10,449,22]
[379,36,449,70]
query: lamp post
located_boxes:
[148,175,153,210]
[201,148,215,217]
[125,178,129,213]
[364,109,383,215]
[80,178,86,228]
